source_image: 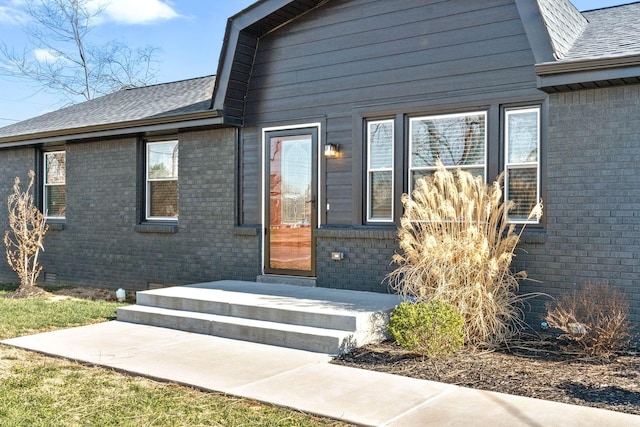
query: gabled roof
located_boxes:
[214,0,640,117]
[0,76,220,147]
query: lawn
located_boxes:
[0,284,348,427]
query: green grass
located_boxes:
[0,284,348,426]
[0,294,121,340]
[0,361,341,426]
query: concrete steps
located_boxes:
[117,280,402,354]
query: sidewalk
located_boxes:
[3,321,640,427]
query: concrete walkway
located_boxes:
[3,321,640,427]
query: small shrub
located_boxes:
[544,283,632,358]
[387,300,464,358]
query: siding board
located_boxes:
[245,68,537,120]
[252,27,528,78]
[255,14,523,67]
[262,0,514,49]
[248,47,534,94]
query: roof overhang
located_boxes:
[536,54,640,92]
[0,110,224,148]
[514,0,557,64]
[212,0,328,123]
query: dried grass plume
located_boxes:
[387,162,542,347]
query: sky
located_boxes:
[0,0,635,126]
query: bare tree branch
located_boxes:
[0,0,159,105]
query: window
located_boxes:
[505,107,540,223]
[146,140,178,220]
[367,119,394,222]
[43,151,66,219]
[280,138,311,225]
[360,105,542,226]
[409,111,486,192]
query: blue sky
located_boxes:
[0,0,633,126]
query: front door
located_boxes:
[265,128,318,277]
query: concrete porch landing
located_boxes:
[117,280,403,355]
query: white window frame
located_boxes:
[146,140,179,221]
[366,119,395,223]
[504,106,540,224]
[43,150,66,220]
[408,111,487,193]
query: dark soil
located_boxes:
[333,339,640,416]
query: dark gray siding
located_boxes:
[516,85,640,330]
[239,0,544,291]
[0,128,261,290]
[241,0,540,225]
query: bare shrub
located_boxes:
[387,163,542,347]
[544,283,632,358]
[4,171,48,297]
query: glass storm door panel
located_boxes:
[266,130,317,276]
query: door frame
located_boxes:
[261,123,322,277]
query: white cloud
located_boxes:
[0,0,179,26]
[0,2,30,25]
[102,0,180,25]
[33,48,60,63]
[0,6,13,23]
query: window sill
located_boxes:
[316,225,397,240]
[518,229,546,244]
[46,221,65,231]
[233,226,259,236]
[135,223,178,234]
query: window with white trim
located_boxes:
[43,151,66,219]
[146,140,178,220]
[366,119,394,222]
[409,111,486,192]
[505,106,540,223]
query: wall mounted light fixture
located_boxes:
[324,143,339,158]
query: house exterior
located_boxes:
[1,0,640,329]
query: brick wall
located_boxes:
[0,128,261,290]
[516,85,640,331]
[316,228,397,293]
[0,148,37,282]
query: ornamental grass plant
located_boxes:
[387,163,542,347]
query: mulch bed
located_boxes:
[333,339,640,415]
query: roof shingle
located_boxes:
[538,0,587,59]
[562,2,640,61]
[0,75,216,141]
